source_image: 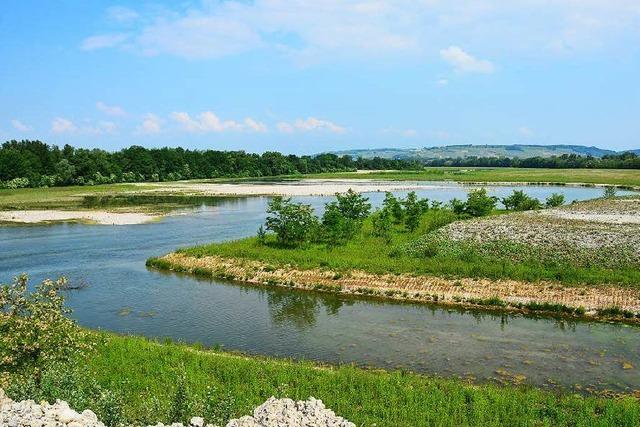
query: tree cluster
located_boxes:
[0,140,421,189]
[422,152,640,169]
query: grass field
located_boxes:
[18,332,639,426]
[305,168,640,188]
[173,210,640,288]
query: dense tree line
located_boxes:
[423,152,640,169]
[0,140,421,188]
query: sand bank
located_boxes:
[0,210,160,225]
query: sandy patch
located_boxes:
[0,210,161,225]
[540,210,640,224]
[138,179,446,196]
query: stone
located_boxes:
[190,416,205,427]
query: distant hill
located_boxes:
[331,144,620,160]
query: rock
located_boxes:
[0,389,354,427]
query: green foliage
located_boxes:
[265,196,318,247]
[502,190,542,211]
[256,225,266,245]
[320,201,359,246]
[603,186,617,198]
[0,275,94,378]
[402,191,427,231]
[545,193,565,208]
[450,189,498,217]
[333,188,371,221]
[0,139,421,188]
[169,372,193,423]
[382,192,404,223]
[370,208,393,242]
[464,188,498,217]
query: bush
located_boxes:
[453,188,497,217]
[334,189,371,221]
[603,186,617,198]
[545,193,565,208]
[371,208,393,242]
[321,201,359,246]
[1,176,30,189]
[502,190,542,211]
[265,196,318,247]
[402,191,425,232]
[382,192,404,224]
[0,275,95,379]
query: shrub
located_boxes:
[0,274,95,378]
[321,201,359,245]
[382,192,404,224]
[545,193,565,208]
[502,190,542,211]
[371,208,393,242]
[457,188,497,217]
[603,186,617,198]
[334,189,371,221]
[265,196,319,247]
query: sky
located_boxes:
[0,0,639,154]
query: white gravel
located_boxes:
[0,210,161,225]
[0,389,354,427]
[140,179,444,196]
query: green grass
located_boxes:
[175,211,640,287]
[68,333,640,426]
[0,183,148,210]
[304,168,640,188]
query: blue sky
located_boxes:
[1,0,639,154]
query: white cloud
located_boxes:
[82,1,640,61]
[170,111,267,133]
[276,122,295,134]
[81,33,129,51]
[11,119,31,132]
[107,6,138,23]
[440,46,495,73]
[51,117,78,134]
[96,101,126,117]
[278,117,345,134]
[137,113,162,135]
[436,79,449,86]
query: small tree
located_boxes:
[382,192,404,224]
[603,186,617,199]
[334,189,371,220]
[502,190,542,211]
[402,191,423,232]
[321,201,359,246]
[545,193,565,208]
[265,196,318,247]
[371,208,393,242]
[464,188,497,217]
[0,275,94,378]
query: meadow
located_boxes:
[305,167,640,188]
[9,332,640,427]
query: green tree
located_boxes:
[265,196,318,247]
[545,193,565,208]
[334,189,371,220]
[403,191,422,232]
[464,188,497,217]
[502,190,542,211]
[382,192,404,224]
[371,208,393,242]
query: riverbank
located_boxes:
[147,252,640,323]
[148,197,640,322]
[5,332,639,426]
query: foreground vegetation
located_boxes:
[2,276,640,426]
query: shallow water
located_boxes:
[1,182,639,394]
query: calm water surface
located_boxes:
[1,182,639,394]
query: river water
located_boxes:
[1,182,639,394]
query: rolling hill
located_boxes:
[330,144,624,160]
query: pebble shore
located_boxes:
[0,389,354,427]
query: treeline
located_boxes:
[423,152,640,169]
[0,140,421,189]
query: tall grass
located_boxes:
[79,333,640,426]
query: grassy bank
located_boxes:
[306,168,640,188]
[169,213,640,288]
[25,332,640,426]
